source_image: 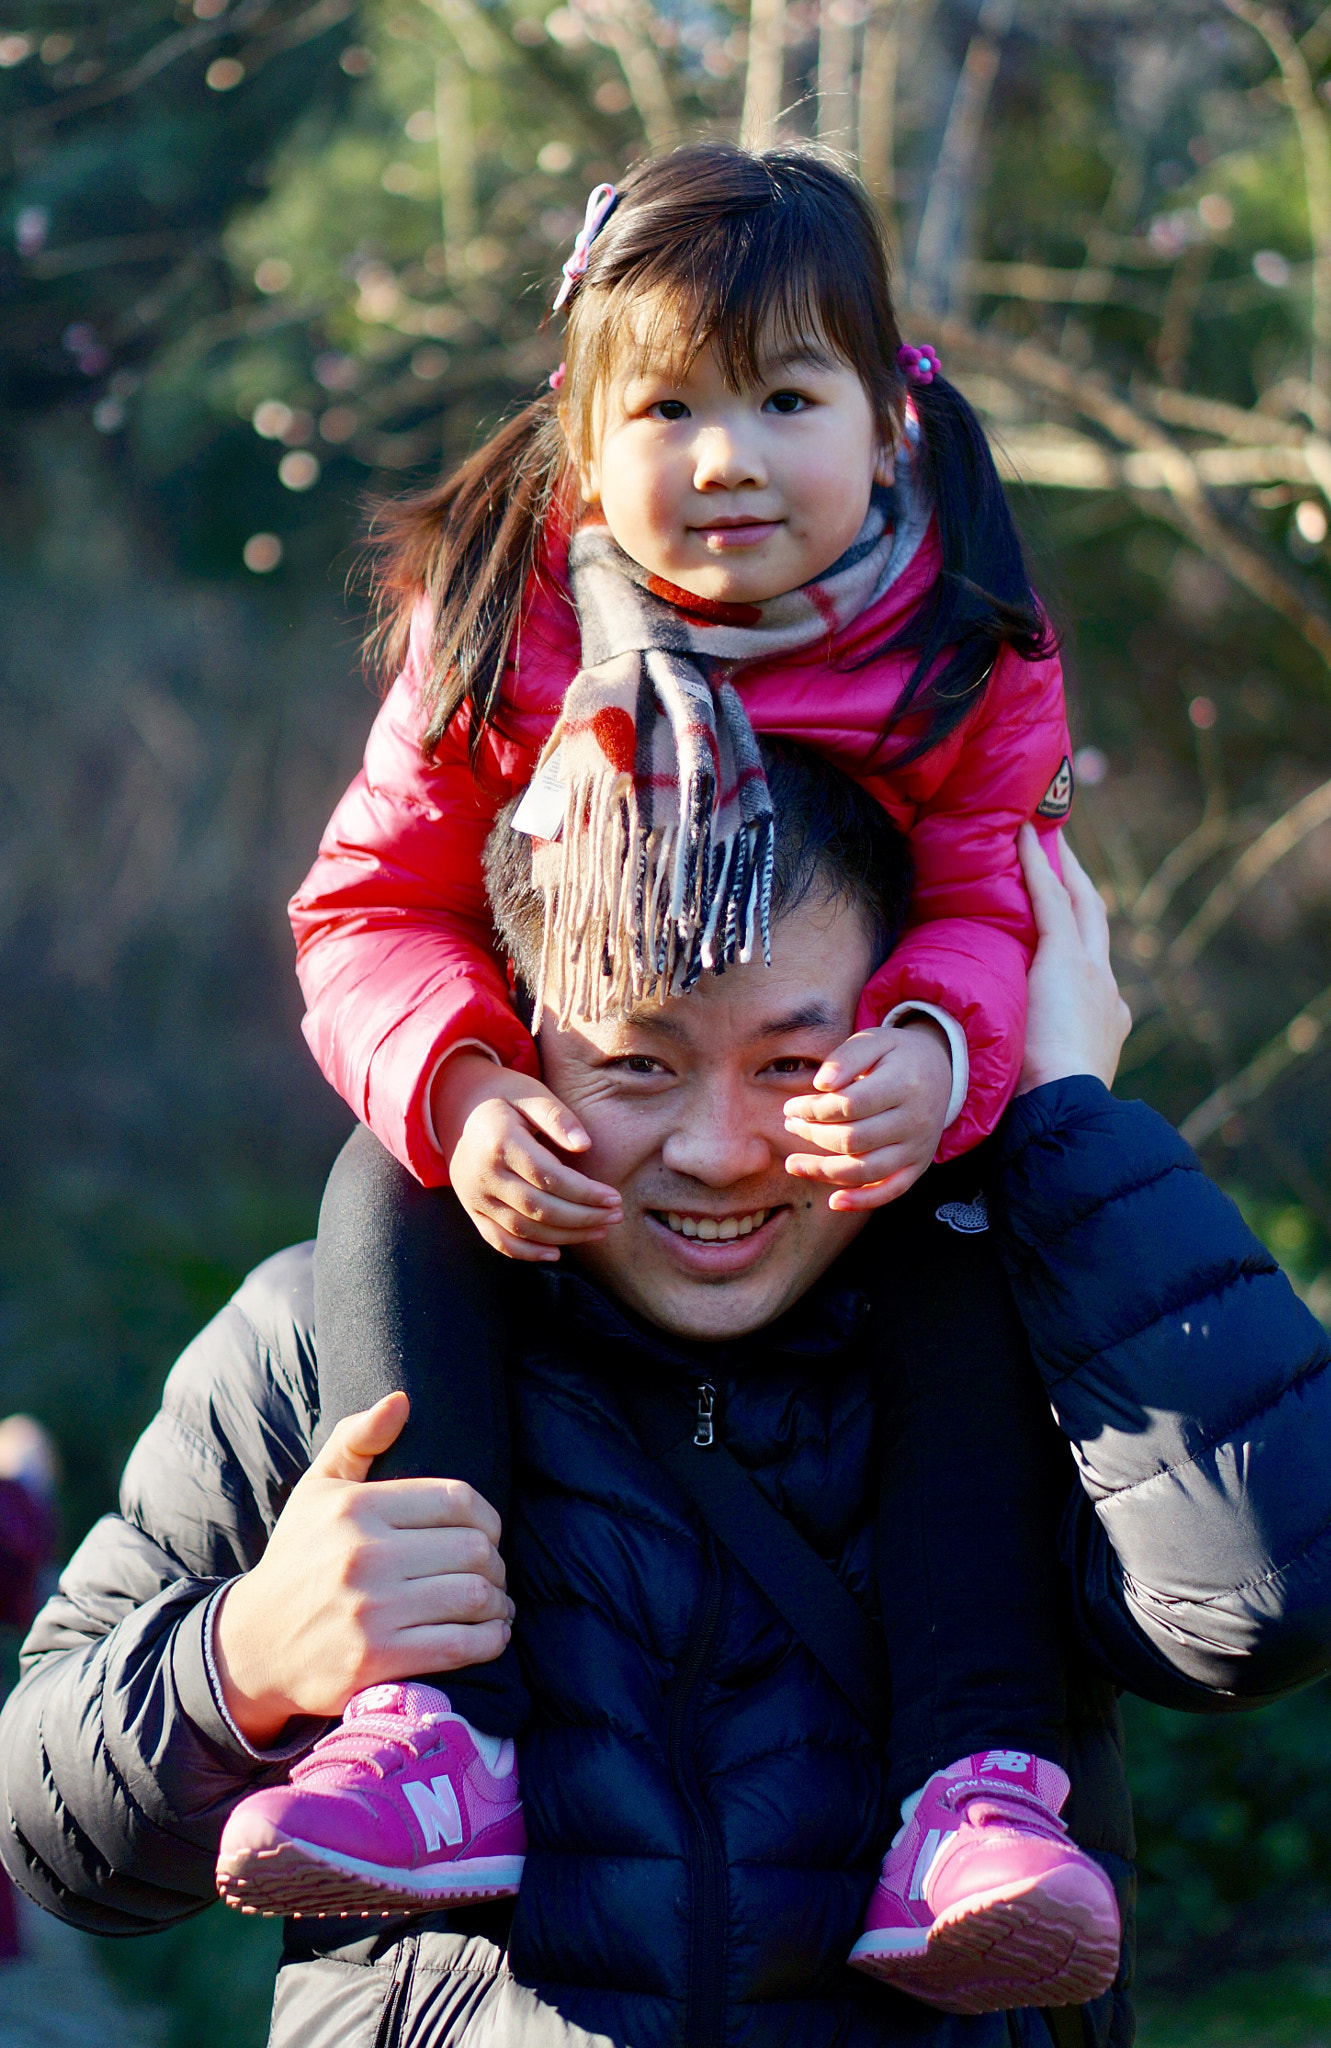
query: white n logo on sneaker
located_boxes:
[404,1774,465,1853]
[982,1750,1031,1774]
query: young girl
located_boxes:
[217,145,1117,2013]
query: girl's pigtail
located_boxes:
[365,394,568,758]
[869,373,1055,767]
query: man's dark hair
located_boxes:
[484,739,913,1011]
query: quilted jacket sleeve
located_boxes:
[0,1249,327,1933]
[996,1076,1331,1707]
[289,603,542,1186]
[857,646,1071,1163]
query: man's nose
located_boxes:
[691,423,766,492]
[661,1086,774,1186]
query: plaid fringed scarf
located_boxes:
[526,468,929,1026]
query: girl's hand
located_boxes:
[431,1052,623,1261]
[781,1017,954,1212]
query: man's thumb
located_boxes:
[312,1391,410,1482]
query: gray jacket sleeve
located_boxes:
[0,1246,327,1933]
[997,1077,1331,1708]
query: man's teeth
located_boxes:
[663,1210,770,1241]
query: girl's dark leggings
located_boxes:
[314,1123,530,1735]
[315,1124,1068,1786]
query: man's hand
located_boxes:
[212,1393,514,1748]
[1017,823,1132,1094]
[781,1016,953,1212]
[432,1051,622,1261]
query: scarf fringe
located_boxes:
[534,764,774,1027]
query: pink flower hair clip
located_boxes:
[552,182,618,312]
[897,343,941,385]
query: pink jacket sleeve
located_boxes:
[289,621,540,1187]
[857,645,1071,1162]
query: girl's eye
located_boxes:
[648,398,690,422]
[764,390,808,415]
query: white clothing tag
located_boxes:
[511,750,566,839]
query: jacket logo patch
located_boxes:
[936,1193,988,1234]
[1036,756,1074,820]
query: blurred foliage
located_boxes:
[97,1910,281,2048]
[9,0,1331,2038]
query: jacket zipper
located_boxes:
[376,1929,418,2048]
[669,1397,728,2048]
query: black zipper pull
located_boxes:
[694,1381,716,1448]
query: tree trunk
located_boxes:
[741,0,786,147]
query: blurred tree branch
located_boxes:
[1222,0,1331,428]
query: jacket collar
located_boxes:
[534,1256,871,1385]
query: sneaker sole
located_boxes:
[847,1864,1120,2015]
[216,1832,525,1918]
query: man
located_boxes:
[4,750,1331,2048]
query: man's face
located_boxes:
[537,893,876,1341]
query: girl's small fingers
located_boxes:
[784,1145,917,1188]
[784,1110,920,1157]
[786,1069,906,1126]
[812,1029,885,1092]
[828,1169,919,1211]
[488,1202,614,1246]
[483,1224,562,1263]
[783,1090,854,1126]
[516,1089,592,1155]
[498,1139,622,1210]
[493,1172,622,1231]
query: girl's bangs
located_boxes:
[571,185,898,428]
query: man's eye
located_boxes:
[764,390,808,415]
[648,399,690,421]
[614,1054,665,1075]
[766,1055,818,1076]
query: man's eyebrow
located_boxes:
[755,1002,841,1037]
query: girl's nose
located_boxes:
[691,425,766,492]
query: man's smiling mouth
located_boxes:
[657,1207,774,1240]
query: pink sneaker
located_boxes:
[848,1750,1121,2014]
[216,1682,526,1918]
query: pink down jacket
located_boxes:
[290,520,1070,1185]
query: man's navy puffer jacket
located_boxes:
[5,1080,1331,2048]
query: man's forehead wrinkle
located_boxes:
[612,996,840,1043]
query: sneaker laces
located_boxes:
[292,1683,456,1789]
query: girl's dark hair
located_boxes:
[368,141,1052,761]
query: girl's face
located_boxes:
[572,314,894,604]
